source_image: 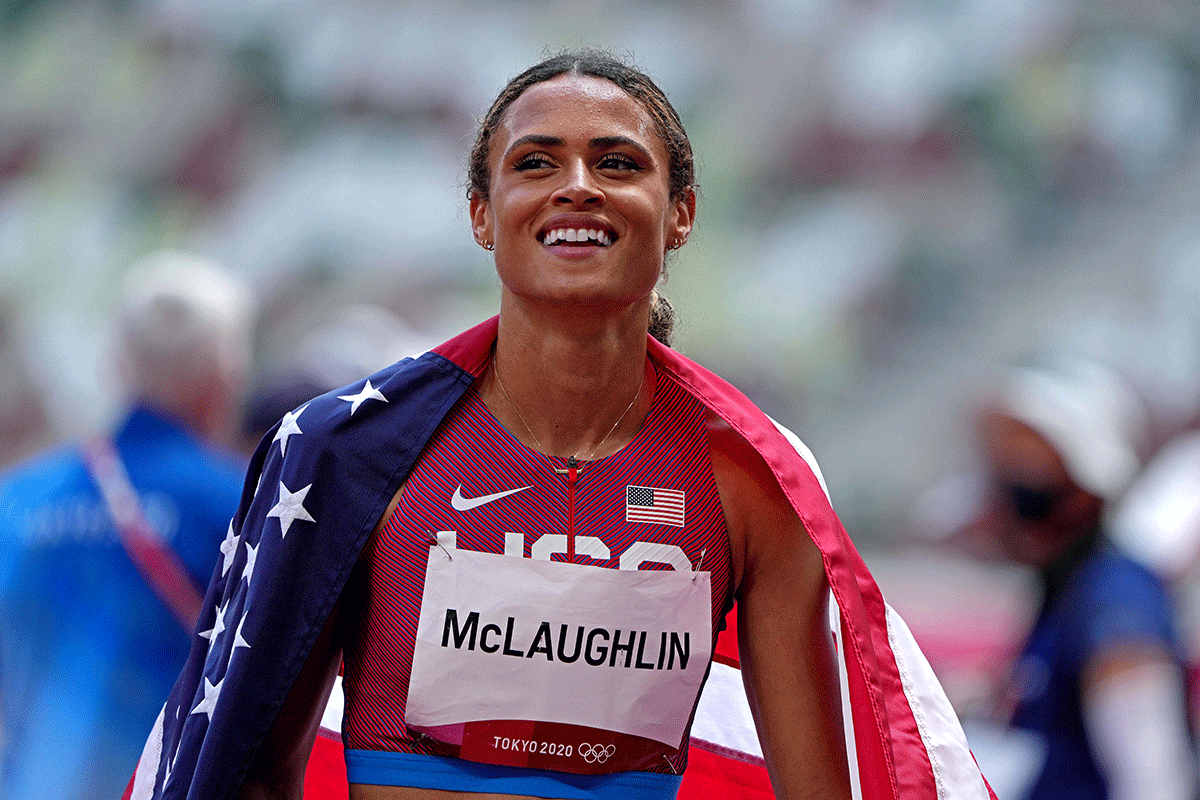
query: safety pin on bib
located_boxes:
[428,533,453,561]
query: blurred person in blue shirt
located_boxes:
[0,251,254,800]
[975,359,1196,800]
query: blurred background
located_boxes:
[4,0,1200,773]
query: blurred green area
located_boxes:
[2,0,1200,545]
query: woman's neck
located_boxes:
[483,298,654,461]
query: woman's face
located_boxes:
[470,74,694,312]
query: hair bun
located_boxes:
[649,290,675,347]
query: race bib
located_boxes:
[406,545,712,774]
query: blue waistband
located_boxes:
[344,749,682,799]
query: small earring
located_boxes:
[668,238,685,250]
[480,240,494,251]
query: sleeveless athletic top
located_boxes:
[341,362,732,798]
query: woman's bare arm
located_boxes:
[709,417,851,800]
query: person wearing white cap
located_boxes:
[976,358,1196,800]
[0,250,255,800]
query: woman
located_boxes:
[126,51,992,800]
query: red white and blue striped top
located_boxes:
[342,361,732,787]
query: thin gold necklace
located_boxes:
[492,354,644,467]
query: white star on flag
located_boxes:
[272,403,308,456]
[219,521,239,576]
[190,677,223,720]
[338,380,387,415]
[199,599,228,643]
[231,612,251,653]
[163,747,178,789]
[242,540,259,585]
[267,481,316,538]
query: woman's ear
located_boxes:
[668,187,696,246]
[470,192,492,248]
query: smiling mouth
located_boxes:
[541,227,614,247]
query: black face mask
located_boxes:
[1004,483,1068,522]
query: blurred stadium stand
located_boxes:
[2,0,1199,550]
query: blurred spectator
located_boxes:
[238,368,332,456]
[0,309,51,469]
[288,303,436,390]
[1109,423,1200,725]
[972,359,1196,800]
[0,250,254,800]
[237,303,432,455]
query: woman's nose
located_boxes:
[552,160,604,206]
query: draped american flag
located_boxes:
[126,317,995,800]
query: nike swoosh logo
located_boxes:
[450,485,530,511]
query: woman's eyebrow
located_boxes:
[504,134,562,157]
[589,136,652,160]
[504,134,653,161]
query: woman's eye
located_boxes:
[514,154,553,171]
[599,154,639,171]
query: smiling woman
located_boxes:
[124,50,994,800]
[470,66,692,332]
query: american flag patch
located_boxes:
[626,485,685,527]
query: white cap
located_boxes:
[996,359,1145,500]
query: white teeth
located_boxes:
[541,227,613,246]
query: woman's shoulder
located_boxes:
[705,412,827,517]
[705,411,830,589]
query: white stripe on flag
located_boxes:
[130,705,165,800]
[690,660,763,760]
[321,673,345,735]
[831,591,864,800]
[886,604,992,800]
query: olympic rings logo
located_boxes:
[578,743,616,763]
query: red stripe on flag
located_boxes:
[713,604,740,668]
[678,743,773,800]
[431,317,496,377]
[304,728,349,800]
